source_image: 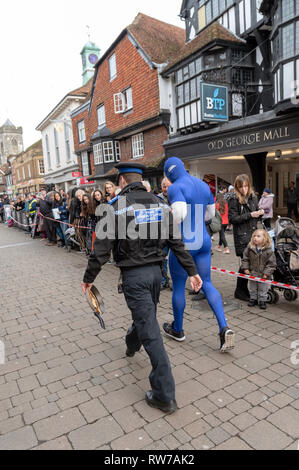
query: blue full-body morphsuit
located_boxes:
[164,157,228,335]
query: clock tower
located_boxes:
[81,41,100,85]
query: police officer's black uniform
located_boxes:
[83,163,198,409]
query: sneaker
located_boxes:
[216,246,223,252]
[259,302,267,310]
[223,248,230,254]
[145,391,177,414]
[163,323,185,342]
[248,300,258,307]
[219,327,235,353]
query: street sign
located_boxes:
[200,83,229,122]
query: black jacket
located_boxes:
[287,188,299,205]
[38,196,53,218]
[228,193,259,257]
[83,182,198,283]
[69,198,82,224]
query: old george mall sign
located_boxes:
[207,126,291,153]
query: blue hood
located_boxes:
[164,157,188,183]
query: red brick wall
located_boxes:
[89,35,160,137]
[119,125,168,164]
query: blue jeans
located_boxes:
[60,221,69,246]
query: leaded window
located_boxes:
[132,134,144,159]
[282,0,295,22]
[283,23,295,58]
[93,143,103,165]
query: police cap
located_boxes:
[115,162,146,184]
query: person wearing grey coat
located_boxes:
[241,240,276,310]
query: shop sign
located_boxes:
[72,172,82,178]
[201,83,228,122]
[207,127,291,153]
[77,177,95,185]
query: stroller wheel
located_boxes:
[267,290,276,304]
[284,290,297,302]
[273,291,280,304]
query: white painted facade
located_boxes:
[36,95,87,191]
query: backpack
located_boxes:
[209,209,222,233]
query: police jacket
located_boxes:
[228,192,259,257]
[83,182,198,283]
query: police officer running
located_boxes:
[82,163,202,414]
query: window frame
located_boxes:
[81,151,90,177]
[109,53,117,81]
[103,141,115,163]
[38,159,45,175]
[132,133,144,159]
[97,104,106,128]
[115,141,121,162]
[54,128,60,166]
[77,120,86,143]
[93,143,103,165]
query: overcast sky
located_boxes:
[0,0,184,149]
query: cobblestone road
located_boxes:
[0,224,299,450]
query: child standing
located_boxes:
[241,229,276,310]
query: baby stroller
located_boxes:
[266,217,299,304]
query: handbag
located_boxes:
[209,209,222,234]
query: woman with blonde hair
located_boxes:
[104,181,117,202]
[241,229,276,310]
[228,174,264,301]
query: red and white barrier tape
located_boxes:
[38,213,91,230]
[9,216,37,228]
[8,216,299,292]
[211,267,299,292]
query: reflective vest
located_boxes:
[29,199,37,215]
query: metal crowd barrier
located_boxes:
[11,209,31,233]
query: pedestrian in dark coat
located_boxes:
[39,192,56,245]
[228,174,264,301]
[287,182,299,221]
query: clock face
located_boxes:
[89,53,98,64]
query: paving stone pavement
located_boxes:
[0,224,299,450]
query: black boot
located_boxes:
[234,276,250,301]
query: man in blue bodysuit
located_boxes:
[163,157,235,353]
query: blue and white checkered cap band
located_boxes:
[118,168,143,175]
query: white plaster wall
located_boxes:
[40,101,79,177]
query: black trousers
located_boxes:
[235,254,250,298]
[122,264,175,403]
[287,203,298,220]
[43,218,57,243]
[218,224,228,248]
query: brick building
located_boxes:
[13,140,46,195]
[71,13,185,190]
